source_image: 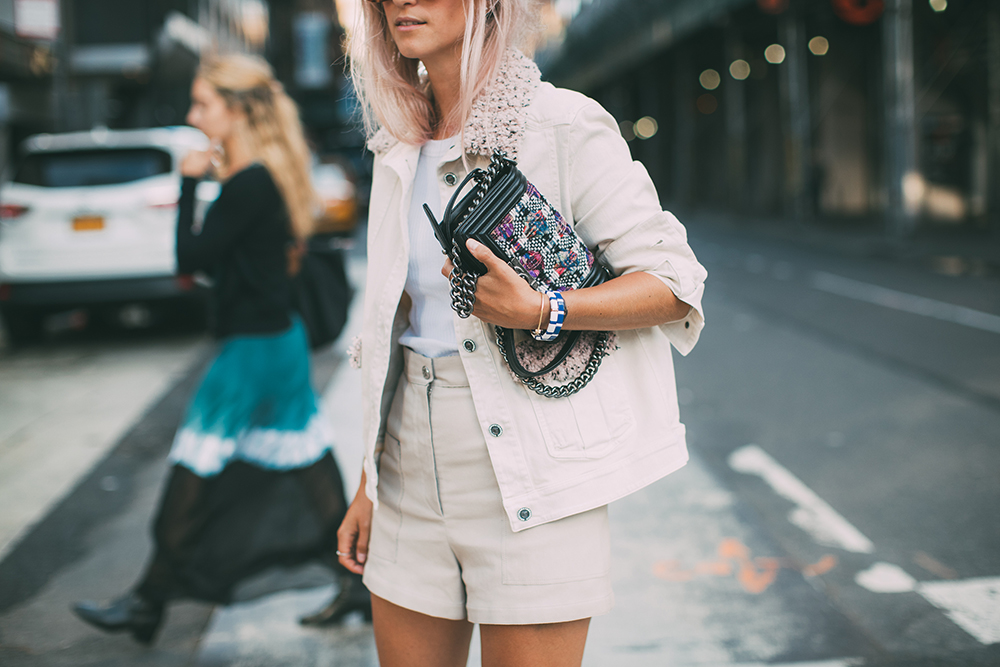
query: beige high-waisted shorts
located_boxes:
[362,349,614,625]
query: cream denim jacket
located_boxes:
[357,50,707,532]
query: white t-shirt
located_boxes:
[399,136,460,358]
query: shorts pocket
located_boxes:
[369,433,403,564]
[501,506,610,585]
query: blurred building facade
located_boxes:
[540,0,1000,239]
[0,0,359,175]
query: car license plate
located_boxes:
[72,215,104,231]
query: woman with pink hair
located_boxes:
[338,0,707,664]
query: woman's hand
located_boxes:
[442,239,693,331]
[441,239,542,330]
[180,150,213,179]
[337,476,373,575]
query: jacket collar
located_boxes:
[367,48,542,161]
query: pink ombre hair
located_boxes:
[348,0,538,146]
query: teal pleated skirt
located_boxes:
[169,318,334,477]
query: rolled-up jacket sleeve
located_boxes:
[568,99,707,355]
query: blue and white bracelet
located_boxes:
[532,290,566,342]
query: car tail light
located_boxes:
[0,204,29,219]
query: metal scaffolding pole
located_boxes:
[779,9,812,222]
[987,3,1000,234]
[725,26,747,212]
[673,50,694,209]
[883,0,919,238]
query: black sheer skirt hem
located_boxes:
[136,451,347,605]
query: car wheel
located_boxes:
[1,306,45,347]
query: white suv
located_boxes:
[0,126,220,345]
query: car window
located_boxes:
[13,148,173,187]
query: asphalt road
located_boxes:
[0,219,997,666]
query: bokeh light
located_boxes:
[929,0,947,11]
[700,69,721,90]
[619,120,636,141]
[634,116,659,140]
[765,44,786,64]
[730,59,751,80]
[808,36,830,56]
[697,94,718,115]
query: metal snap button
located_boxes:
[444,172,458,186]
[489,423,503,437]
[422,366,431,380]
[517,507,531,521]
[463,339,476,352]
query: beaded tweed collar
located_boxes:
[366,49,542,161]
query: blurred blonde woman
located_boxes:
[337,0,707,665]
[72,53,368,644]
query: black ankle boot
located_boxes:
[299,573,372,626]
[72,592,165,644]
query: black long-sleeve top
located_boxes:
[177,164,293,339]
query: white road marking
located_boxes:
[919,577,1000,645]
[728,444,875,554]
[855,564,1000,645]
[855,562,918,593]
[811,271,1000,335]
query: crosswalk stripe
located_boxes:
[729,444,875,554]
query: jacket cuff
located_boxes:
[647,276,705,356]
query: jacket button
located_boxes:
[489,423,503,437]
[444,172,458,186]
[463,339,476,352]
[685,321,690,329]
[422,366,431,380]
[517,507,531,521]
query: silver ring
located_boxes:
[335,550,348,557]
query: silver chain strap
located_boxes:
[447,152,507,319]
[495,328,612,398]
[449,243,478,319]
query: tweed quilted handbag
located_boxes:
[423,151,613,398]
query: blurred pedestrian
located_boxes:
[335,0,707,665]
[72,53,368,645]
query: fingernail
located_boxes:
[358,553,367,564]
[467,239,480,250]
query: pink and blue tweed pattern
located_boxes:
[488,182,594,291]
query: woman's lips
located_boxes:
[395,18,426,31]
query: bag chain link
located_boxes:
[495,328,611,399]
[448,152,506,320]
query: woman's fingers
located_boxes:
[356,513,371,566]
[336,498,372,575]
[335,521,362,574]
[437,239,533,327]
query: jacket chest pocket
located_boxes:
[525,352,635,460]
